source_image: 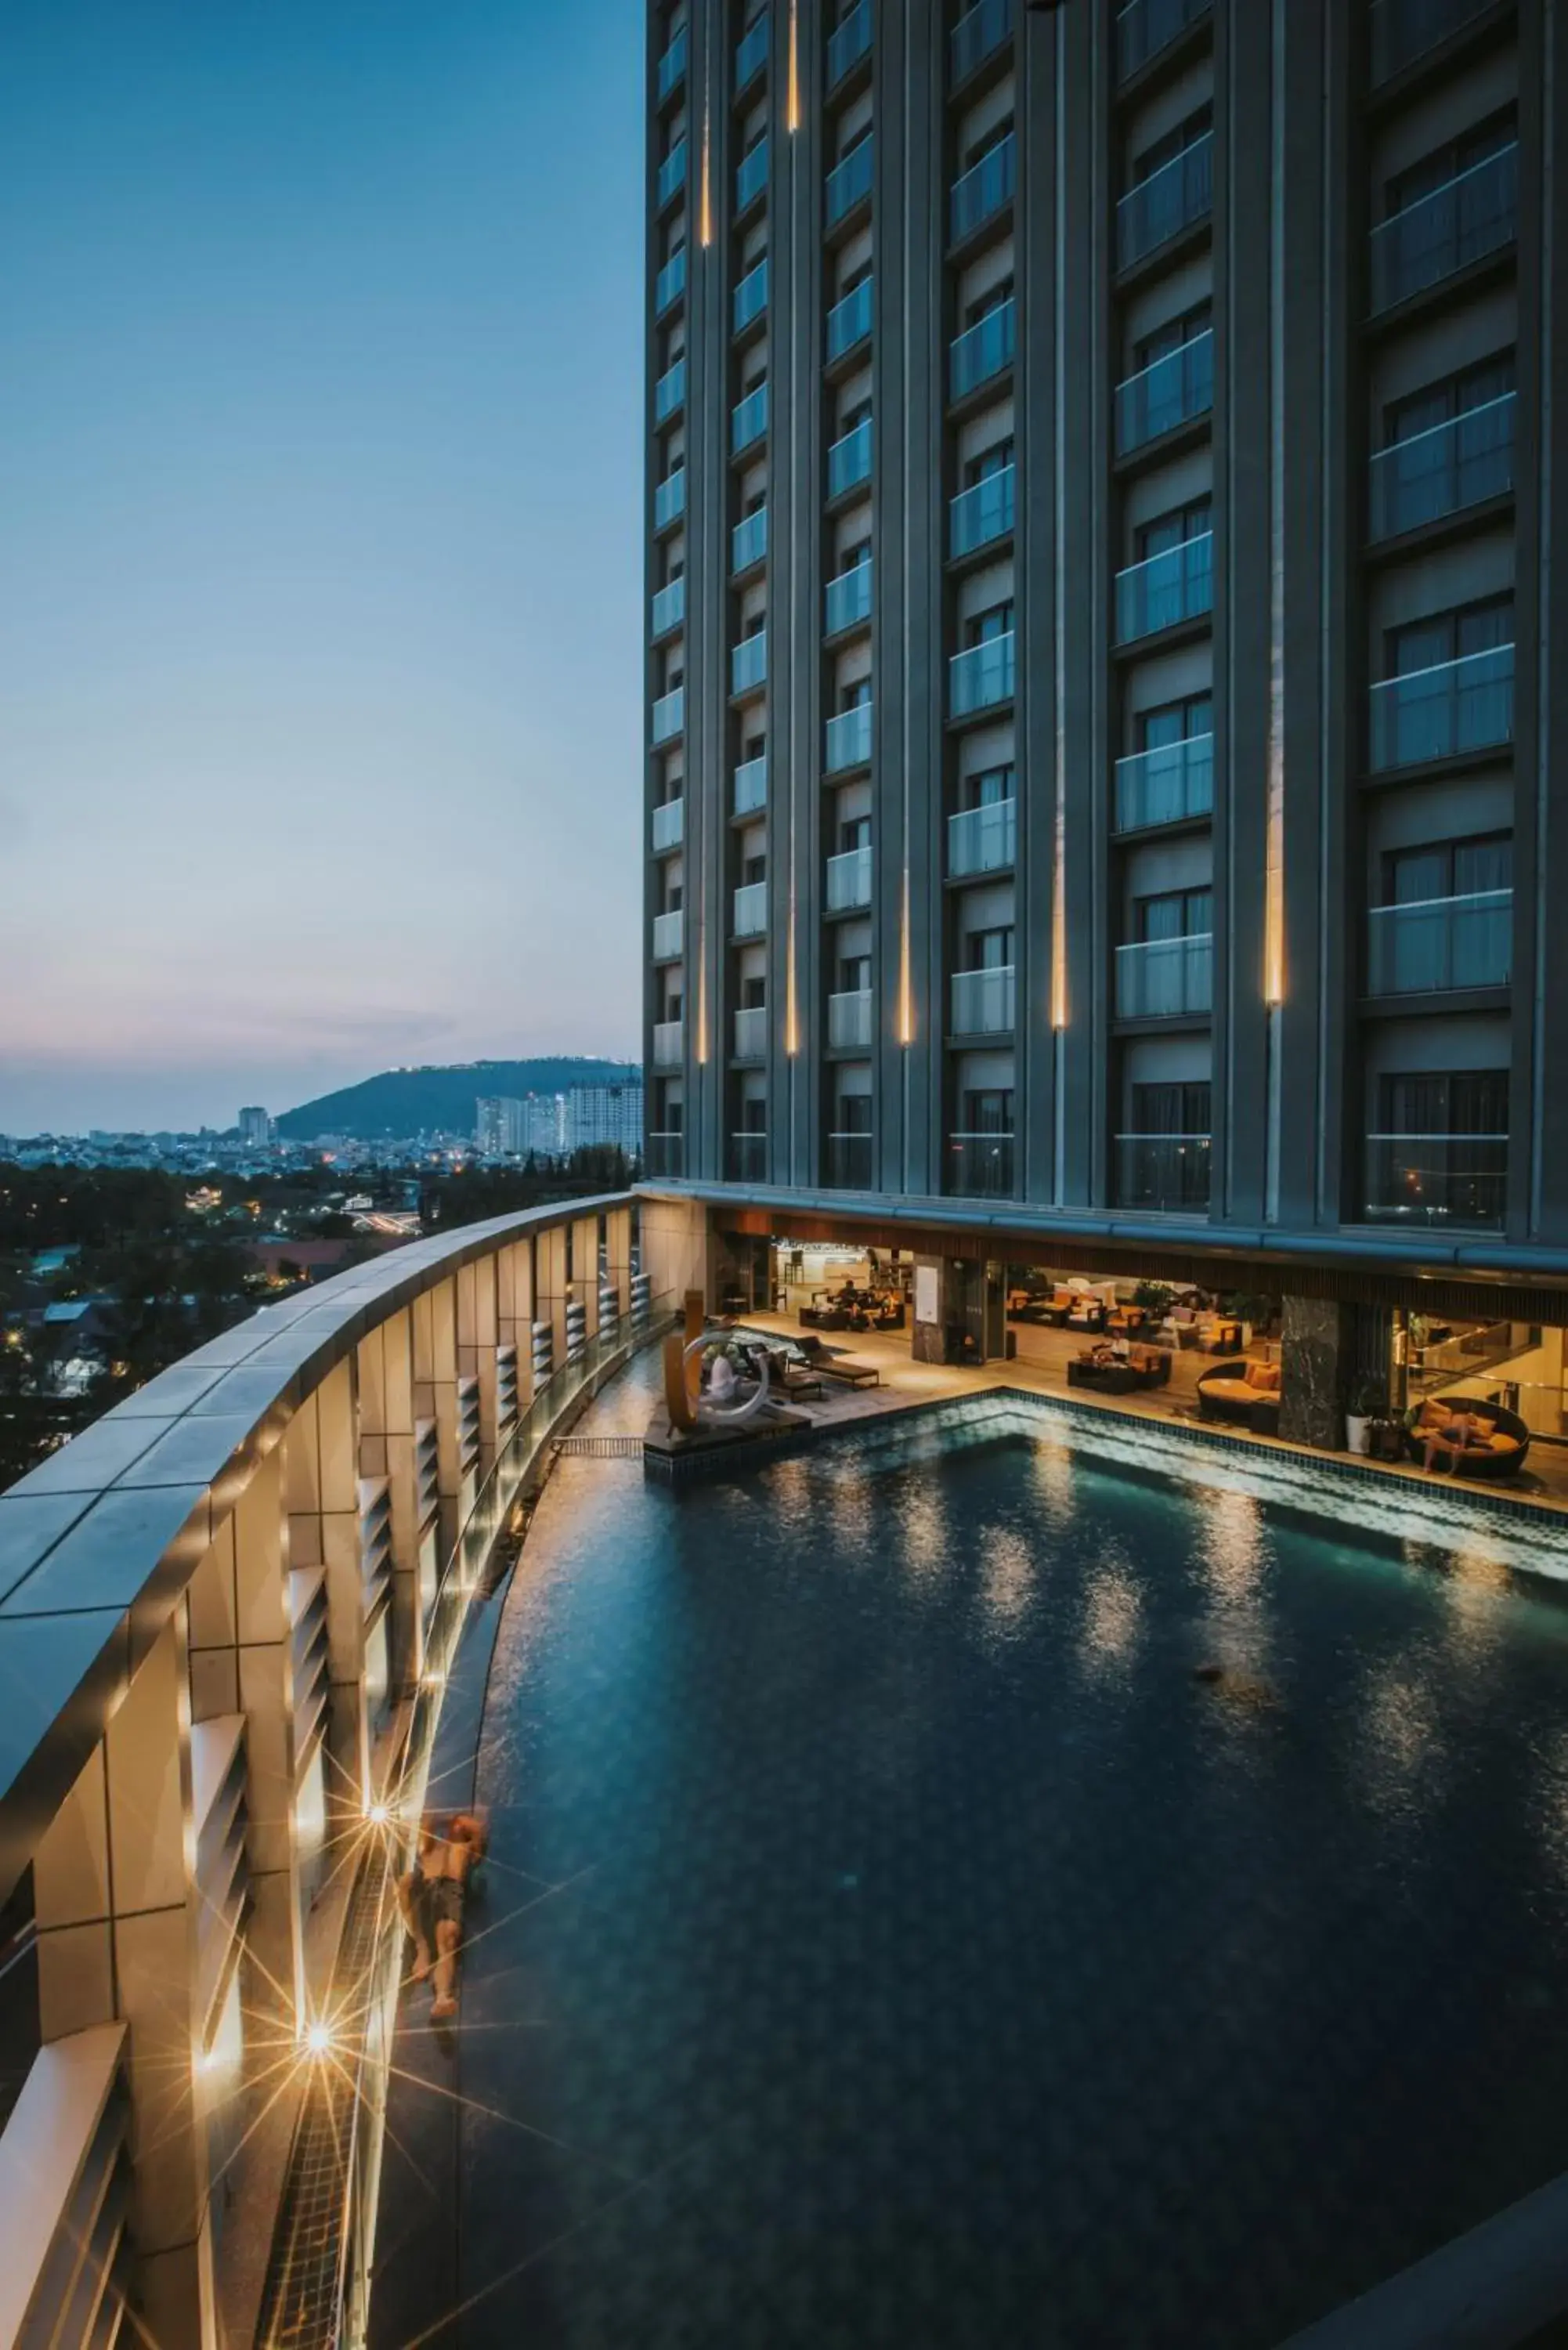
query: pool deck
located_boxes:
[732,1311,1568,1521]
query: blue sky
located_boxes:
[0,0,645,1131]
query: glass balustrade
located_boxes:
[827,0,872,87]
[654,356,685,425]
[1115,329,1214,456]
[826,276,873,363]
[1371,0,1500,84]
[826,1132,874,1189]
[656,25,688,103]
[950,464,1015,560]
[732,631,768,694]
[826,136,874,227]
[733,754,768,815]
[728,1132,768,1180]
[1116,0,1212,82]
[1368,392,1515,540]
[650,577,685,638]
[732,880,768,935]
[951,0,1013,85]
[736,136,768,214]
[947,1132,1015,1198]
[653,467,685,530]
[1364,1134,1507,1226]
[735,12,769,91]
[1115,532,1213,645]
[826,702,873,772]
[734,259,768,334]
[734,1006,768,1058]
[950,965,1015,1034]
[1114,733,1213,832]
[949,297,1016,401]
[652,910,684,960]
[1367,890,1512,995]
[825,558,872,636]
[828,989,873,1048]
[829,417,873,497]
[654,247,687,314]
[732,381,768,455]
[1370,143,1517,314]
[1117,133,1213,270]
[951,132,1015,244]
[652,1019,683,1067]
[656,139,687,211]
[948,798,1016,877]
[651,685,685,744]
[1368,643,1513,771]
[1114,1134,1212,1211]
[1115,932,1212,1018]
[949,631,1015,718]
[732,508,768,573]
[650,797,684,853]
[645,1132,685,1177]
[826,844,873,911]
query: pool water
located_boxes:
[381,1367,1568,2348]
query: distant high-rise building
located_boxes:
[525,1092,568,1159]
[475,1096,528,1155]
[237,1106,274,1149]
[567,1080,645,1157]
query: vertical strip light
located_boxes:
[898,870,914,1046]
[699,77,713,246]
[787,0,800,133]
[785,0,798,1055]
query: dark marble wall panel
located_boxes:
[1278,1296,1349,1451]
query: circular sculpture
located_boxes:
[685,1334,772,1425]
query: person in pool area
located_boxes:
[1422,1406,1483,1473]
[397,1812,486,2020]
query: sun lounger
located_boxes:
[814,1355,880,1388]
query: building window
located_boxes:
[961,761,1014,810]
[1386,110,1516,217]
[1382,834,1512,905]
[1137,497,1211,562]
[1132,1080,1212,1135]
[963,1087,1014,1134]
[966,598,1014,645]
[1386,594,1512,678]
[1136,887,1212,942]
[839,813,871,852]
[1385,350,1515,446]
[1137,693,1211,750]
[965,924,1013,970]
[1133,301,1212,372]
[838,952,872,992]
[1131,103,1212,184]
[964,276,1013,331]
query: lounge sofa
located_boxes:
[1197,1358,1282,1436]
[1404,1395,1530,1480]
[1068,1344,1171,1395]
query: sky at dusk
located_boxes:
[0,0,645,1132]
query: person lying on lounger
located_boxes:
[1422,1408,1483,1473]
[398,1811,486,2020]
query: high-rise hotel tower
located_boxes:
[643,0,1568,1345]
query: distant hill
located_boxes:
[277,1059,641,1141]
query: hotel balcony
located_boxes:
[1115,330,1214,457]
[950,463,1015,561]
[652,908,684,960]
[826,135,873,229]
[1368,643,1513,772]
[948,797,1016,877]
[736,134,768,216]
[1364,1133,1507,1227]
[1115,733,1213,832]
[655,138,687,213]
[733,879,768,936]
[645,1130,685,1177]
[732,381,769,455]
[948,1130,1016,1198]
[826,843,873,911]
[1367,392,1515,540]
[732,506,768,574]
[654,247,687,317]
[951,0,1013,88]
[829,416,873,498]
[1115,532,1213,646]
[653,466,685,530]
[825,556,872,638]
[1116,0,1212,81]
[1117,132,1213,271]
[654,356,685,425]
[734,257,768,335]
[1115,1133,1212,1212]
[1116,931,1213,1019]
[949,631,1015,718]
[829,988,874,1049]
[735,9,770,92]
[1367,889,1512,995]
[728,1131,768,1180]
[656,23,688,103]
[826,1130,874,1188]
[651,684,685,745]
[649,576,685,639]
[732,630,768,695]
[734,1005,768,1058]
[826,700,873,773]
[1369,143,1517,316]
[734,753,768,815]
[652,1017,684,1065]
[951,132,1014,246]
[651,796,685,853]
[1371,0,1500,81]
[949,296,1015,403]
[827,276,873,365]
[951,964,1015,1035]
[827,0,872,89]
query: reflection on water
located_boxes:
[980,1523,1035,1625]
[1079,1549,1142,1669]
[1031,1437,1076,1530]
[898,1471,950,1590]
[1202,1487,1266,1606]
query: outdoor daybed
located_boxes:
[1404,1395,1531,1480]
[1068,1344,1171,1396]
[1197,1358,1282,1436]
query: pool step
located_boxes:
[552,1435,645,1459]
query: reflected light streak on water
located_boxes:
[1079,1550,1142,1670]
[980,1524,1035,1626]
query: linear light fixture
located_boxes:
[787,0,800,132]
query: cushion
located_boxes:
[1245,1363,1281,1393]
[1487,1432,1519,1453]
[1202,1378,1256,1405]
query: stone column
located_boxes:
[638,1192,711,1307]
[1277,1296,1350,1450]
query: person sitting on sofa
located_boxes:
[1420,1405,1485,1473]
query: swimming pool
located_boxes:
[377,1362,1568,2348]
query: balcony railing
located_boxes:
[656,139,687,212]
[733,879,768,935]
[1368,642,1513,771]
[826,700,873,772]
[734,258,768,334]
[1368,391,1516,540]
[650,576,685,638]
[827,275,873,363]
[826,1131,874,1188]
[829,988,873,1048]
[950,631,1015,718]
[1364,1134,1507,1227]
[651,796,685,852]
[952,132,1015,247]
[651,684,685,744]
[949,296,1015,401]
[732,507,768,573]
[1367,888,1512,995]
[1116,0,1212,83]
[948,797,1016,877]
[948,1131,1015,1198]
[829,416,873,497]
[1115,1133,1212,1212]
[734,1005,768,1058]
[652,1018,684,1065]
[729,1131,768,1180]
[734,754,768,815]
[951,0,1013,86]
[732,379,769,454]
[1369,143,1518,315]
[827,0,872,87]
[732,631,768,694]
[1117,132,1213,270]
[656,24,688,103]
[1115,329,1214,456]
[654,247,687,315]
[736,135,769,214]
[826,135,874,227]
[653,466,685,530]
[1114,732,1213,832]
[826,842,873,909]
[1115,530,1213,645]
[735,11,770,91]
[654,356,685,424]
[645,1130,685,1177]
[951,964,1015,1033]
[950,463,1015,560]
[825,557,872,636]
[1371,0,1499,82]
[1115,931,1213,1019]
[652,909,684,960]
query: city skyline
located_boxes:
[0,0,646,1133]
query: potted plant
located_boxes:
[1133,1281,1174,1325]
[1346,1375,1387,1456]
[1230,1292,1278,1347]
